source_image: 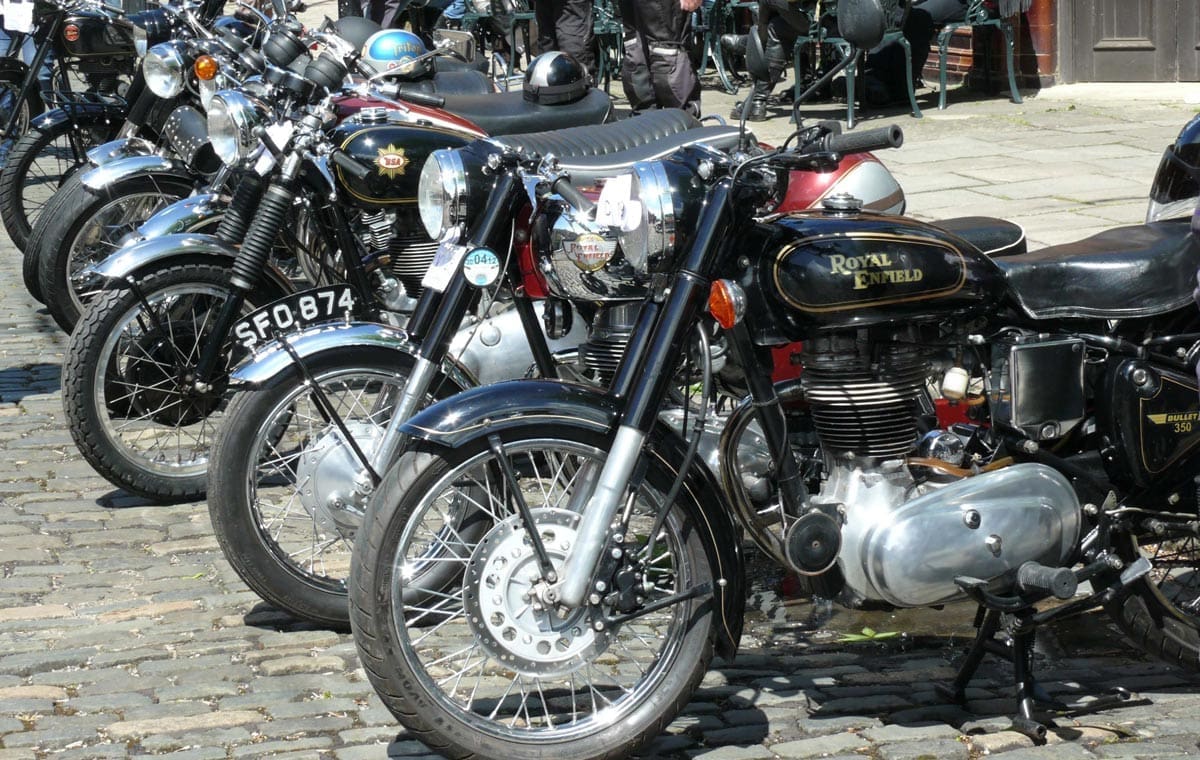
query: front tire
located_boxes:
[351,429,715,759]
[33,172,196,332]
[208,349,460,628]
[2,114,115,261]
[62,262,285,503]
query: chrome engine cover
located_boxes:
[447,301,589,386]
[832,462,1081,607]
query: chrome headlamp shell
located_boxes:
[418,148,468,239]
[618,160,677,273]
[143,41,187,98]
[207,90,268,165]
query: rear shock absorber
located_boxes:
[215,174,265,246]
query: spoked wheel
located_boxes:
[62,262,285,503]
[351,430,715,759]
[1108,531,1200,669]
[2,116,114,262]
[34,173,197,332]
[208,349,464,628]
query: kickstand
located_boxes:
[937,605,1134,744]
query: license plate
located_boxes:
[234,285,356,349]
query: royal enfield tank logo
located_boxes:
[828,252,924,291]
[563,233,616,272]
[375,144,410,178]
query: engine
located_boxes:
[722,330,1083,609]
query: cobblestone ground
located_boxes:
[3,48,1200,759]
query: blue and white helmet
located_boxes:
[360,29,428,78]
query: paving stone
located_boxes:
[104,710,263,740]
[768,732,868,758]
[861,723,963,743]
[689,746,774,760]
[1093,739,1197,757]
[876,738,970,760]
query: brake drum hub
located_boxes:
[295,421,381,539]
[464,508,607,677]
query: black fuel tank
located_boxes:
[745,211,1006,340]
[61,10,137,60]
[1102,358,1200,493]
[331,118,473,209]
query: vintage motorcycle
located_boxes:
[59,43,616,504]
[347,1,1200,755]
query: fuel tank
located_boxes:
[61,10,137,60]
[744,210,1007,341]
[330,111,477,209]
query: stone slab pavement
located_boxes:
[4,32,1200,759]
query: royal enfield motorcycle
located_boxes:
[347,2,1200,756]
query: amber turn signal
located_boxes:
[194,55,219,81]
[708,279,745,330]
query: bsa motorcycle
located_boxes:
[347,1,1200,755]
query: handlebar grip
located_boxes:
[551,176,595,215]
[392,85,445,109]
[331,149,372,181]
[822,125,904,155]
[1016,562,1077,600]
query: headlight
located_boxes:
[143,42,186,98]
[619,160,677,272]
[418,149,467,239]
[207,90,267,165]
[133,25,147,57]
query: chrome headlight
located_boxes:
[418,149,467,239]
[143,42,186,98]
[618,160,677,272]
[207,90,267,165]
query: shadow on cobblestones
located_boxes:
[0,362,59,402]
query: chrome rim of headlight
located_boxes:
[621,160,675,272]
[207,90,266,166]
[133,25,148,57]
[418,149,467,239]
[143,42,186,98]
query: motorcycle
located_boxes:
[58,42,615,504]
[347,1,1200,755]
[0,0,227,253]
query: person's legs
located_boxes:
[618,0,656,111]
[638,0,700,115]
[533,0,557,54]
[553,0,595,77]
[744,0,805,119]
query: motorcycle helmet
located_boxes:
[360,29,429,79]
[523,51,588,105]
[1147,113,1200,223]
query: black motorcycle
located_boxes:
[348,1,1200,755]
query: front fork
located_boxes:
[555,179,735,608]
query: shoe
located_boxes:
[719,33,747,58]
[730,98,769,122]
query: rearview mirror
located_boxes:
[835,0,886,49]
[431,29,476,63]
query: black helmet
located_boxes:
[523,51,588,105]
[1148,113,1200,222]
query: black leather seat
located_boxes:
[491,110,745,185]
[441,88,613,137]
[995,219,1199,319]
[411,69,492,95]
[933,216,1025,257]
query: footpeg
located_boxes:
[1016,562,1077,600]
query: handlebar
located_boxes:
[815,125,904,156]
[551,176,595,216]
[331,149,372,181]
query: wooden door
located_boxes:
[1180,0,1200,80]
[1069,0,1180,82]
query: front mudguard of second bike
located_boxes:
[78,151,193,193]
[85,135,158,168]
[397,378,748,660]
[84,232,293,296]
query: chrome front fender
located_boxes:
[134,193,225,240]
[229,322,477,395]
[80,154,193,192]
[87,233,238,283]
[86,137,157,168]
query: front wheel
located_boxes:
[208,349,461,628]
[62,262,285,503]
[350,429,715,759]
[2,114,115,261]
[33,172,197,333]
[1106,531,1200,669]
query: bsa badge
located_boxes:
[63,24,80,42]
[375,144,410,178]
[563,233,616,272]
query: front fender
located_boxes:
[80,154,193,192]
[401,379,747,659]
[229,321,476,393]
[89,233,230,282]
[86,136,157,168]
[135,193,224,239]
[30,102,126,133]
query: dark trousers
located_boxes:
[867,0,967,96]
[533,0,595,76]
[618,0,700,116]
